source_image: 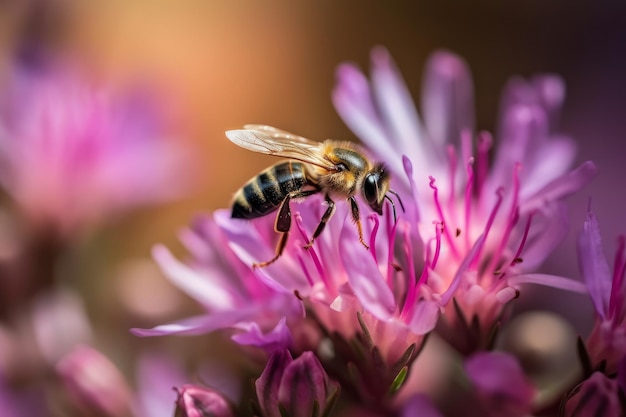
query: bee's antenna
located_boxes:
[388,189,405,213]
[384,194,398,223]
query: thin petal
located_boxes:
[152,244,235,310]
[332,63,393,159]
[214,210,274,270]
[133,353,186,417]
[507,274,588,294]
[370,47,431,167]
[532,75,566,129]
[577,211,612,318]
[130,311,248,337]
[490,104,548,189]
[440,234,486,305]
[340,226,396,320]
[421,50,474,147]
[231,318,293,351]
[518,203,568,271]
[520,161,597,214]
[521,136,577,198]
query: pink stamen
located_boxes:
[441,234,486,305]
[510,212,534,267]
[297,254,315,287]
[476,131,492,197]
[294,213,331,292]
[431,221,443,270]
[488,212,534,293]
[385,207,397,288]
[609,235,626,321]
[446,144,457,211]
[400,225,418,320]
[464,157,475,252]
[487,163,522,274]
[474,187,504,272]
[429,176,460,259]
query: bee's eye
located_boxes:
[363,174,379,204]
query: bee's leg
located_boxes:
[349,196,369,250]
[304,194,336,249]
[254,189,318,268]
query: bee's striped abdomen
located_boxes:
[231,161,308,219]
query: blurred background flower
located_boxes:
[0,1,625,416]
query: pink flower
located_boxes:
[333,47,594,353]
[131,212,303,350]
[0,64,195,237]
[578,211,626,372]
[135,48,597,410]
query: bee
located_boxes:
[226,125,404,268]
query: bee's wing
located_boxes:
[242,124,315,145]
[225,127,335,170]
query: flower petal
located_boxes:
[370,47,431,168]
[340,225,396,320]
[152,244,235,310]
[521,136,577,198]
[577,211,612,318]
[421,50,474,147]
[332,63,393,159]
[520,161,597,214]
[130,311,249,337]
[507,274,588,294]
[133,353,187,417]
[518,202,569,271]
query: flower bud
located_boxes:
[464,352,535,417]
[174,384,234,417]
[255,350,339,417]
[563,372,622,417]
[55,345,132,417]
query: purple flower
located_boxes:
[134,47,598,410]
[578,211,626,372]
[131,212,303,350]
[0,63,195,237]
[464,352,535,417]
[333,47,593,353]
[255,350,339,417]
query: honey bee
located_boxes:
[226,125,403,268]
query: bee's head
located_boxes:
[362,164,390,215]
